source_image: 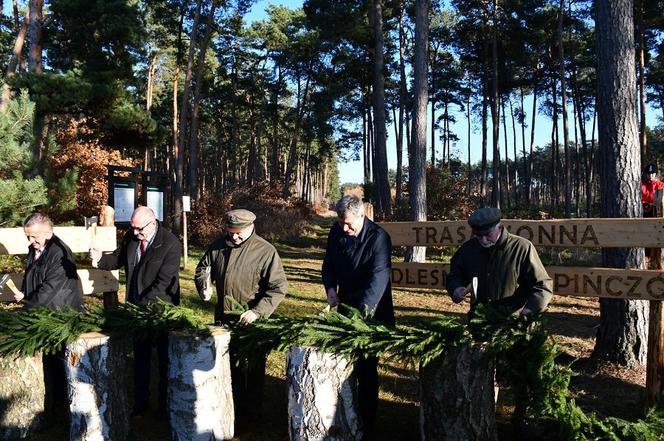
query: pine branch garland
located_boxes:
[0,302,661,440]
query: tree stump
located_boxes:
[0,354,44,439]
[168,327,234,441]
[65,332,129,441]
[419,343,496,441]
[286,346,362,441]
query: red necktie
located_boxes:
[140,240,147,256]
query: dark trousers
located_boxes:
[230,353,266,422]
[133,336,169,411]
[356,356,379,428]
[43,351,67,417]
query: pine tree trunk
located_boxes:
[0,354,44,439]
[594,0,648,367]
[168,327,234,441]
[286,346,362,441]
[490,0,501,209]
[419,344,496,441]
[406,0,429,263]
[65,333,129,441]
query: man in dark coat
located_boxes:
[20,213,83,311]
[322,194,395,429]
[19,213,84,419]
[90,206,181,417]
[195,208,288,425]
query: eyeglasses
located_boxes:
[131,220,154,233]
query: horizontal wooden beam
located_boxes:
[380,218,664,248]
[391,262,664,301]
[0,227,117,255]
[0,269,119,302]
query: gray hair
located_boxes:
[336,195,365,218]
[23,213,53,230]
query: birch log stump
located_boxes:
[65,332,129,441]
[286,346,362,441]
[0,354,44,439]
[420,343,496,441]
[168,327,234,441]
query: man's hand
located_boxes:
[199,287,213,301]
[452,286,467,303]
[89,248,102,267]
[239,310,259,326]
[13,291,24,302]
[326,287,339,307]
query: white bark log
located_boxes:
[286,346,362,441]
[65,332,129,441]
[419,343,496,441]
[0,354,44,439]
[168,327,234,441]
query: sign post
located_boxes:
[182,195,191,269]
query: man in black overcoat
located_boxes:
[322,194,395,430]
[90,206,181,417]
[19,212,84,419]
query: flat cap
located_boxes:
[468,207,501,232]
[224,209,256,228]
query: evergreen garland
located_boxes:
[0,302,662,440]
[0,303,208,357]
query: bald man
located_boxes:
[90,206,181,418]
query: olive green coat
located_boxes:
[446,227,553,313]
[195,232,287,323]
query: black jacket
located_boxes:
[97,222,181,306]
[22,234,83,311]
[322,217,395,325]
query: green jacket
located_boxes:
[446,226,553,314]
[195,232,287,323]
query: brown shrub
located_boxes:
[48,118,136,223]
[188,182,314,246]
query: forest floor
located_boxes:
[24,213,646,441]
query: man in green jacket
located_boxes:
[195,208,287,426]
[446,207,552,316]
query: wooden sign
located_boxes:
[0,269,120,302]
[0,226,117,255]
[391,262,664,300]
[380,218,664,248]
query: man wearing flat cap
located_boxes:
[195,208,287,424]
[446,207,552,316]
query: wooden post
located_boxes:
[182,195,190,270]
[646,188,664,408]
[168,327,234,441]
[364,202,374,221]
[182,210,188,269]
[286,346,363,441]
[419,343,496,441]
[65,333,129,441]
[0,354,44,439]
[100,206,119,307]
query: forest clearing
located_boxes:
[3,214,642,441]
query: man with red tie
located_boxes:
[90,206,181,418]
